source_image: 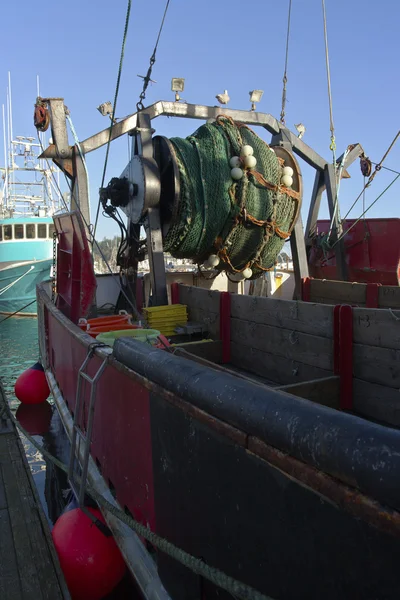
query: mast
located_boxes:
[0,74,63,218]
[1,104,8,209]
[8,73,13,151]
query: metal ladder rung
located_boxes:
[68,350,108,510]
[76,428,87,443]
[80,371,97,385]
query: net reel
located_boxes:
[100,111,303,304]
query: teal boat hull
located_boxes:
[0,259,52,316]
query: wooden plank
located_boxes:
[353,307,400,350]
[310,279,367,305]
[174,340,223,364]
[186,307,219,338]
[231,317,333,371]
[178,285,220,313]
[276,376,340,409]
[231,294,333,338]
[0,383,68,600]
[173,345,277,389]
[379,286,400,309]
[308,295,366,307]
[0,507,23,600]
[309,279,400,309]
[2,459,44,599]
[353,344,400,389]
[11,456,65,600]
[353,379,400,427]
[230,342,331,385]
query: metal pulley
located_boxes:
[118,155,161,223]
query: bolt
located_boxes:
[129,183,139,197]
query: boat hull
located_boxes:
[37,282,400,600]
[0,259,52,316]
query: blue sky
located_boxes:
[1,0,399,240]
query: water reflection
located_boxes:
[0,316,70,524]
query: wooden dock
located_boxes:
[0,384,70,599]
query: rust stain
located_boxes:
[248,436,400,538]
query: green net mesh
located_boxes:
[164,117,300,279]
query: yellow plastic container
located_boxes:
[143,304,188,335]
[96,328,160,348]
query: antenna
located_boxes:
[1,104,7,208]
[8,72,13,145]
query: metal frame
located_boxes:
[68,350,108,510]
[41,99,364,285]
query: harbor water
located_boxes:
[0,315,70,525]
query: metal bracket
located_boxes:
[146,207,168,306]
[48,98,70,159]
[324,163,347,280]
[270,128,309,298]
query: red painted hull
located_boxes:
[47,310,156,532]
[309,218,400,285]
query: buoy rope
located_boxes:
[166,116,300,279]
[0,299,36,324]
[280,0,292,125]
[93,0,132,242]
[4,401,274,600]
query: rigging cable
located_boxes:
[341,129,400,221]
[322,0,336,162]
[92,0,132,242]
[331,172,400,249]
[136,0,171,111]
[321,0,343,246]
[280,0,292,125]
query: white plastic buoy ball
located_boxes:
[282,166,294,177]
[207,254,220,268]
[230,156,241,168]
[231,167,244,180]
[242,268,253,279]
[240,145,254,157]
[243,155,257,169]
[281,174,293,188]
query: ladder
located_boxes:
[68,345,108,513]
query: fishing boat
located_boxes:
[29,4,400,600]
[0,76,63,316]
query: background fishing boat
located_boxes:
[0,75,63,316]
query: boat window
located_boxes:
[14,224,24,240]
[4,225,12,240]
[0,226,2,241]
[38,224,47,239]
[26,224,36,239]
[48,224,55,238]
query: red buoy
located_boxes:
[52,507,126,600]
[14,362,50,405]
[16,401,52,435]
